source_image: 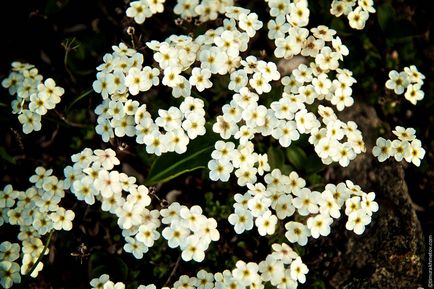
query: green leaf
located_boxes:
[307,173,323,186]
[0,147,16,164]
[267,146,285,170]
[144,129,220,186]
[286,146,307,170]
[305,155,325,174]
[377,3,395,32]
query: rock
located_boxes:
[305,102,425,288]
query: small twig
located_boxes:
[10,128,25,151]
[40,126,59,148]
[163,255,181,287]
[54,109,88,128]
[62,37,80,83]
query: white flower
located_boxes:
[228,208,254,234]
[228,69,248,92]
[147,0,165,14]
[255,210,277,236]
[208,159,233,182]
[180,235,207,262]
[136,224,160,247]
[348,7,369,30]
[182,114,206,139]
[126,1,152,24]
[404,65,425,84]
[189,67,212,92]
[385,70,409,95]
[124,236,148,259]
[180,205,203,232]
[345,209,371,235]
[404,83,424,105]
[197,218,220,243]
[196,269,214,289]
[211,141,235,163]
[248,195,271,218]
[0,261,21,288]
[164,129,189,154]
[287,2,310,27]
[162,66,182,87]
[37,78,64,107]
[234,166,257,187]
[259,255,284,282]
[271,243,298,264]
[214,30,240,58]
[289,257,308,284]
[405,139,426,167]
[392,126,416,141]
[319,190,341,218]
[174,0,199,18]
[391,139,410,162]
[285,221,310,246]
[238,13,263,37]
[93,72,115,99]
[90,273,110,289]
[103,281,125,289]
[274,194,295,220]
[144,131,167,156]
[345,196,361,216]
[249,72,271,94]
[361,192,379,216]
[232,260,259,286]
[125,68,149,95]
[50,208,75,231]
[94,170,122,198]
[18,110,42,134]
[0,242,20,262]
[372,137,392,162]
[267,16,290,40]
[162,223,189,248]
[292,188,321,216]
[307,214,333,238]
[94,148,120,170]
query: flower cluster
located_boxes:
[126,0,166,24]
[93,42,207,155]
[372,126,425,166]
[161,202,219,262]
[225,167,378,240]
[66,147,220,261]
[1,62,65,134]
[208,5,365,175]
[385,65,425,105]
[330,0,375,30]
[0,167,74,288]
[173,0,234,23]
[89,242,308,289]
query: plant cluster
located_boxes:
[1,62,65,134]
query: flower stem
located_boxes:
[25,230,54,278]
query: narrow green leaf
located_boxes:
[286,146,307,170]
[0,147,16,164]
[267,146,284,170]
[144,130,220,186]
